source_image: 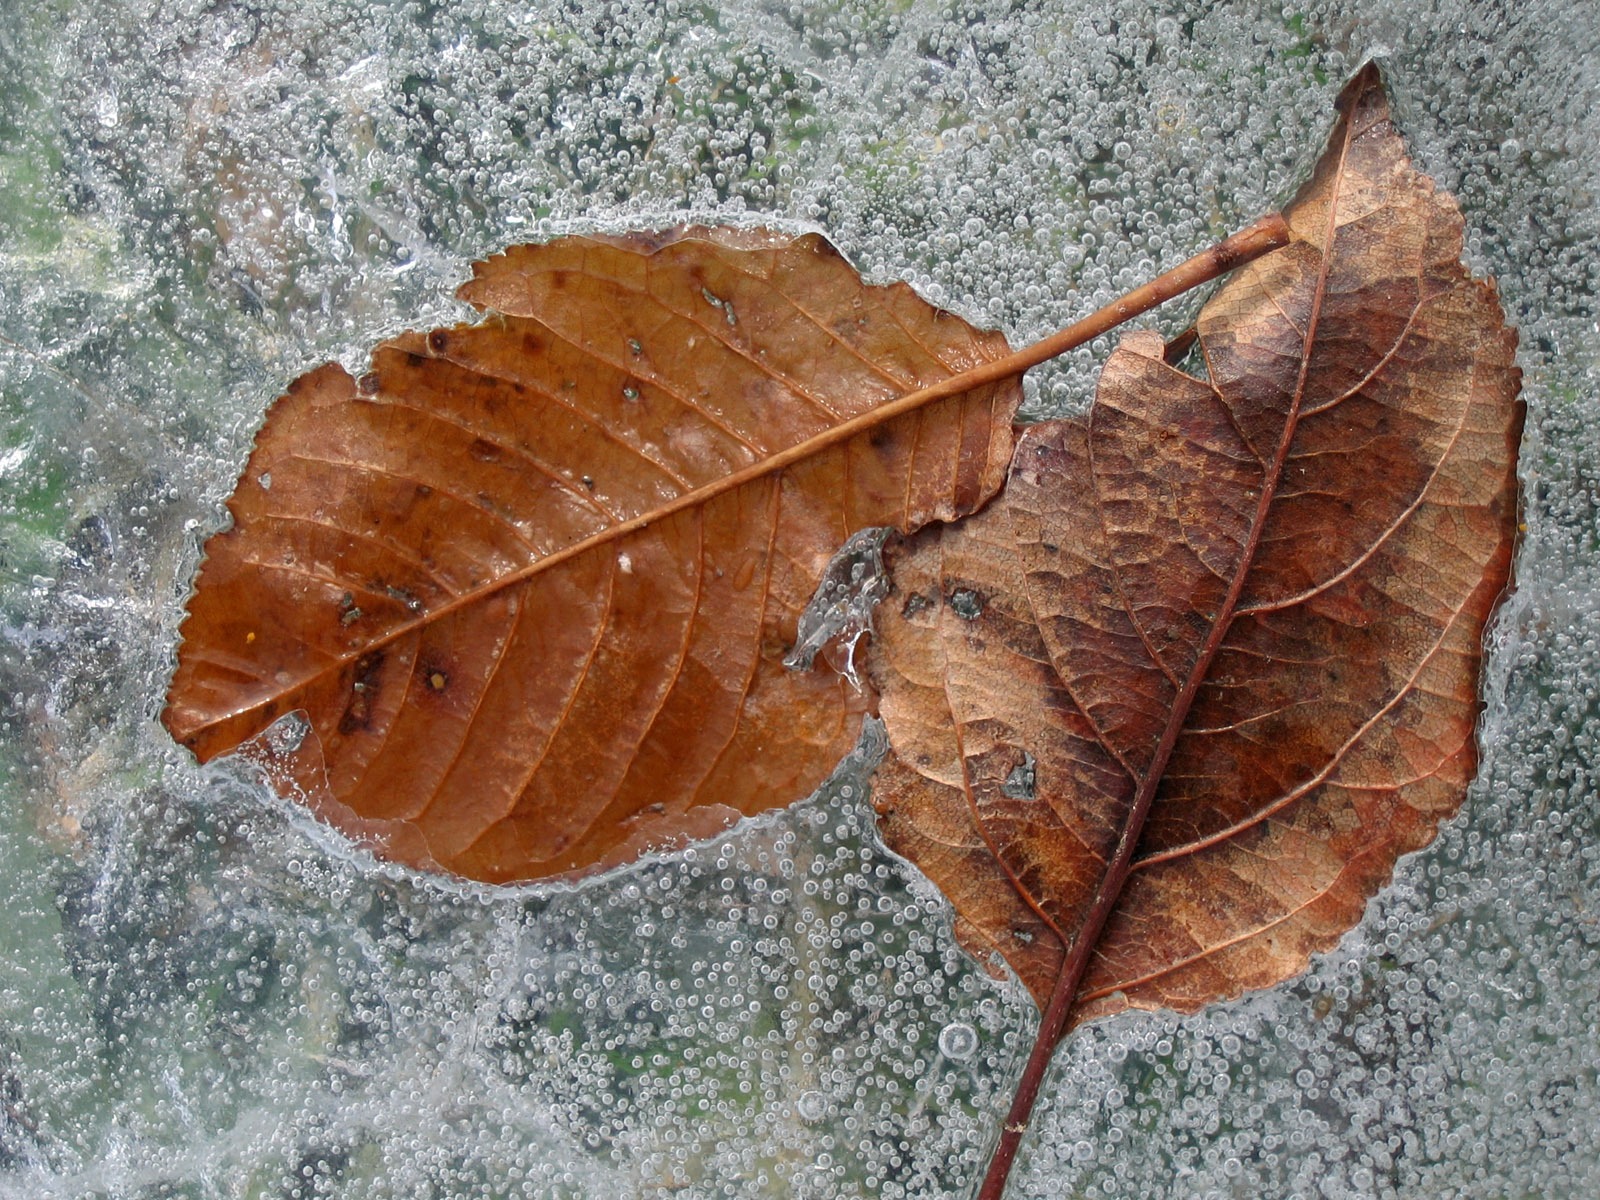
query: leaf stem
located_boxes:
[991,211,1289,388]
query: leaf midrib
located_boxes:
[180,365,1008,744]
[1031,87,1361,1027]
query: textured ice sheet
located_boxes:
[0,1,1596,1197]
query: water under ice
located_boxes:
[0,1,1597,1197]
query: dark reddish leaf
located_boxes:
[866,65,1522,1195]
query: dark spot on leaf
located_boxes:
[1001,752,1037,801]
[383,584,423,613]
[356,372,381,396]
[339,653,385,734]
[949,588,985,620]
[428,330,449,354]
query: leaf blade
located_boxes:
[165,226,1021,883]
[867,68,1521,1200]
[869,56,1521,1093]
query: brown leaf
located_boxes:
[164,226,1022,883]
[867,64,1521,1190]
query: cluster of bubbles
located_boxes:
[0,750,1031,1196]
[0,0,1595,1195]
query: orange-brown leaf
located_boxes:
[164,226,1021,883]
[869,65,1523,1039]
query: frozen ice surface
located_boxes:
[1,1,1596,1197]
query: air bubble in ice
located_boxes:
[263,711,309,754]
[797,1089,830,1122]
[939,1021,979,1061]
